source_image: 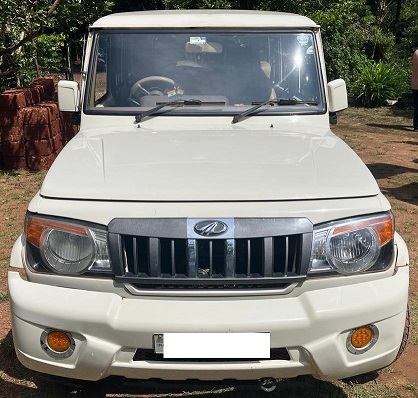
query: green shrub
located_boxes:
[352,61,408,107]
[18,33,67,86]
[0,290,8,303]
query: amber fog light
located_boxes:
[40,329,75,359]
[346,325,379,354]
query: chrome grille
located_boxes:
[108,218,313,289]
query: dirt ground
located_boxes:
[0,106,417,397]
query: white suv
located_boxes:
[9,10,409,389]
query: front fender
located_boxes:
[394,232,409,267]
[10,234,24,269]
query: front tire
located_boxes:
[395,303,411,361]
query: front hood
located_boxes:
[41,126,379,201]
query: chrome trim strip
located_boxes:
[123,282,299,297]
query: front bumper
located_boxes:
[9,261,409,382]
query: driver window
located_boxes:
[93,34,128,107]
[93,36,109,106]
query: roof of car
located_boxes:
[92,9,319,29]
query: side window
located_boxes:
[93,36,108,106]
[91,34,131,107]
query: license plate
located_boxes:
[153,333,270,359]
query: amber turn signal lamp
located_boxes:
[351,327,374,349]
[26,215,88,248]
[347,324,379,354]
[41,329,75,359]
[333,213,393,247]
[46,331,71,352]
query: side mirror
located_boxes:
[328,79,348,112]
[58,80,80,112]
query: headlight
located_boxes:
[25,214,111,275]
[310,212,394,275]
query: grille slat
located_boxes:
[132,237,139,275]
[284,236,289,276]
[225,239,235,278]
[263,237,273,277]
[149,238,161,277]
[110,218,311,289]
[187,239,197,278]
[292,239,298,273]
[171,240,175,276]
[209,240,213,277]
[246,239,251,276]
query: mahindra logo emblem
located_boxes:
[194,220,228,237]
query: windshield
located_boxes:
[85,30,324,115]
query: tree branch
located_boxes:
[0,68,19,78]
[0,29,43,57]
[0,0,62,57]
[47,0,61,17]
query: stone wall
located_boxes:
[0,77,78,171]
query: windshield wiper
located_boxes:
[134,99,202,123]
[231,98,318,124]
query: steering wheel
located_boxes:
[130,75,179,103]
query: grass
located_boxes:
[403,383,418,392]
[0,169,46,270]
[0,291,8,303]
[410,298,418,346]
[343,384,402,398]
[387,173,417,185]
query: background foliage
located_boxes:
[0,0,113,91]
[1,0,417,105]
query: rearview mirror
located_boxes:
[186,41,223,54]
[58,80,80,112]
[328,79,348,112]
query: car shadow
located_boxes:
[366,123,413,132]
[391,140,418,146]
[0,330,351,398]
[381,183,418,206]
[366,164,418,206]
[367,163,417,180]
[58,376,351,398]
[0,375,352,398]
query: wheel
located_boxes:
[395,303,411,361]
[130,75,178,102]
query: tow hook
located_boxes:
[259,378,277,392]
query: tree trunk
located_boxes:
[32,39,41,78]
[394,0,402,43]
